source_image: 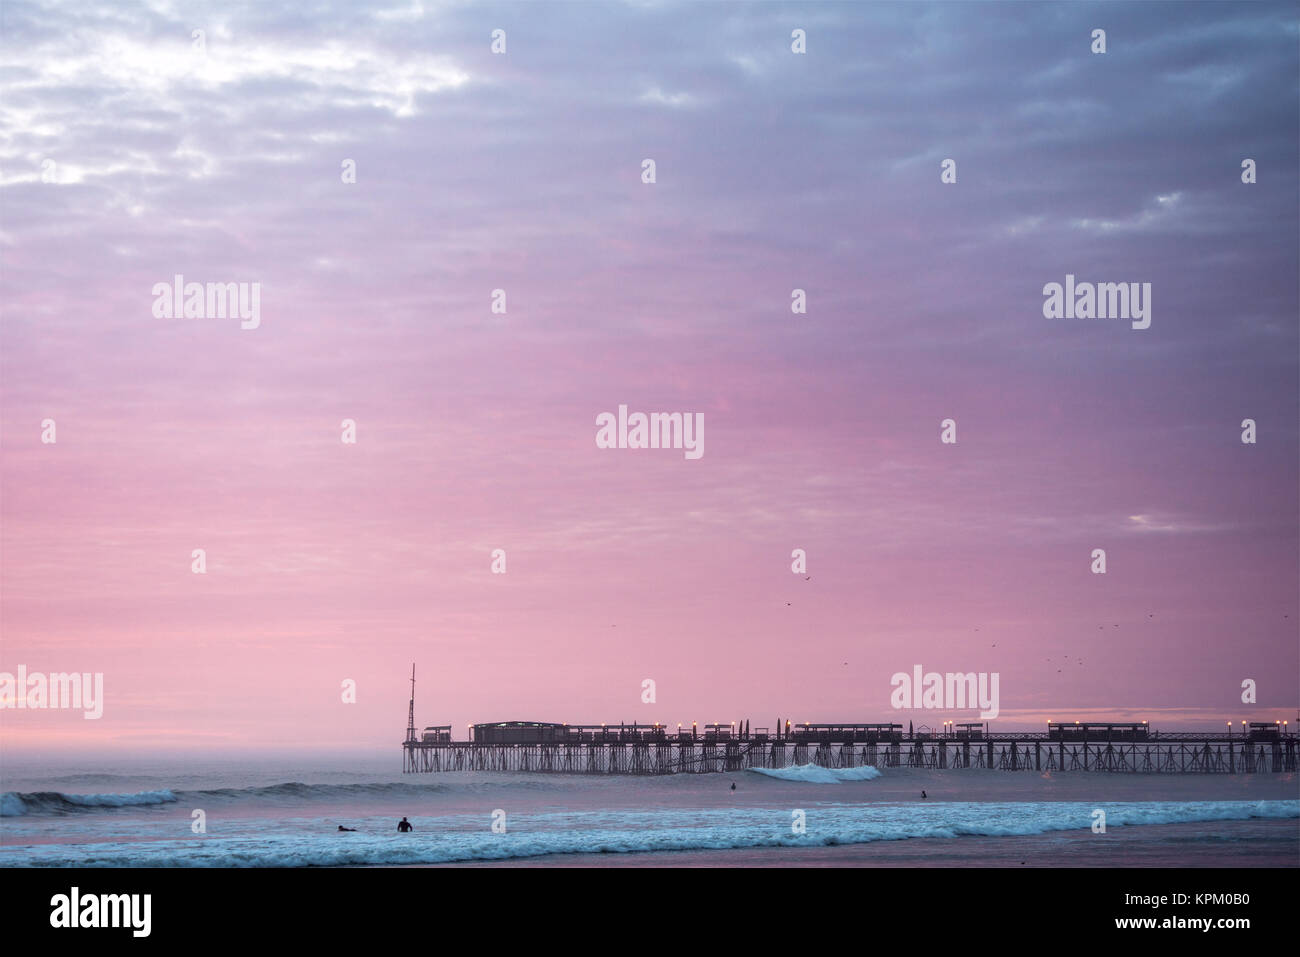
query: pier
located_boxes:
[401,668,1297,775]
[404,712,1296,780]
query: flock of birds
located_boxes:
[782,574,1162,674]
[768,585,1293,677]
[610,589,1292,670]
[776,592,1286,672]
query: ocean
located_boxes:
[2,754,1297,867]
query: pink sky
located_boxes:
[1,0,1297,753]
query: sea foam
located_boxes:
[749,764,883,783]
[2,799,1294,867]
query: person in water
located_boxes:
[921,790,927,799]
[730,783,736,791]
[397,817,413,832]
[337,825,356,832]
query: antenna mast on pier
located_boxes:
[405,663,417,744]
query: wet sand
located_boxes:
[429,817,1299,867]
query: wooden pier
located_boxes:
[401,719,1299,775]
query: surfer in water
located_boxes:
[397,817,413,833]
[921,790,927,799]
[337,825,357,832]
[730,783,736,791]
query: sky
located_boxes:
[0,0,1297,755]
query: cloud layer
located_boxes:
[1,1,1296,749]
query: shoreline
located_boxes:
[412,817,1299,868]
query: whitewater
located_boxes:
[2,755,1297,867]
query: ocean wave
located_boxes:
[2,799,1294,866]
[749,764,883,783]
[182,779,567,804]
[1,777,574,817]
[43,773,157,785]
[1,789,178,817]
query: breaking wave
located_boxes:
[749,764,884,783]
[1,778,571,817]
[1,789,178,817]
[2,799,1294,866]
